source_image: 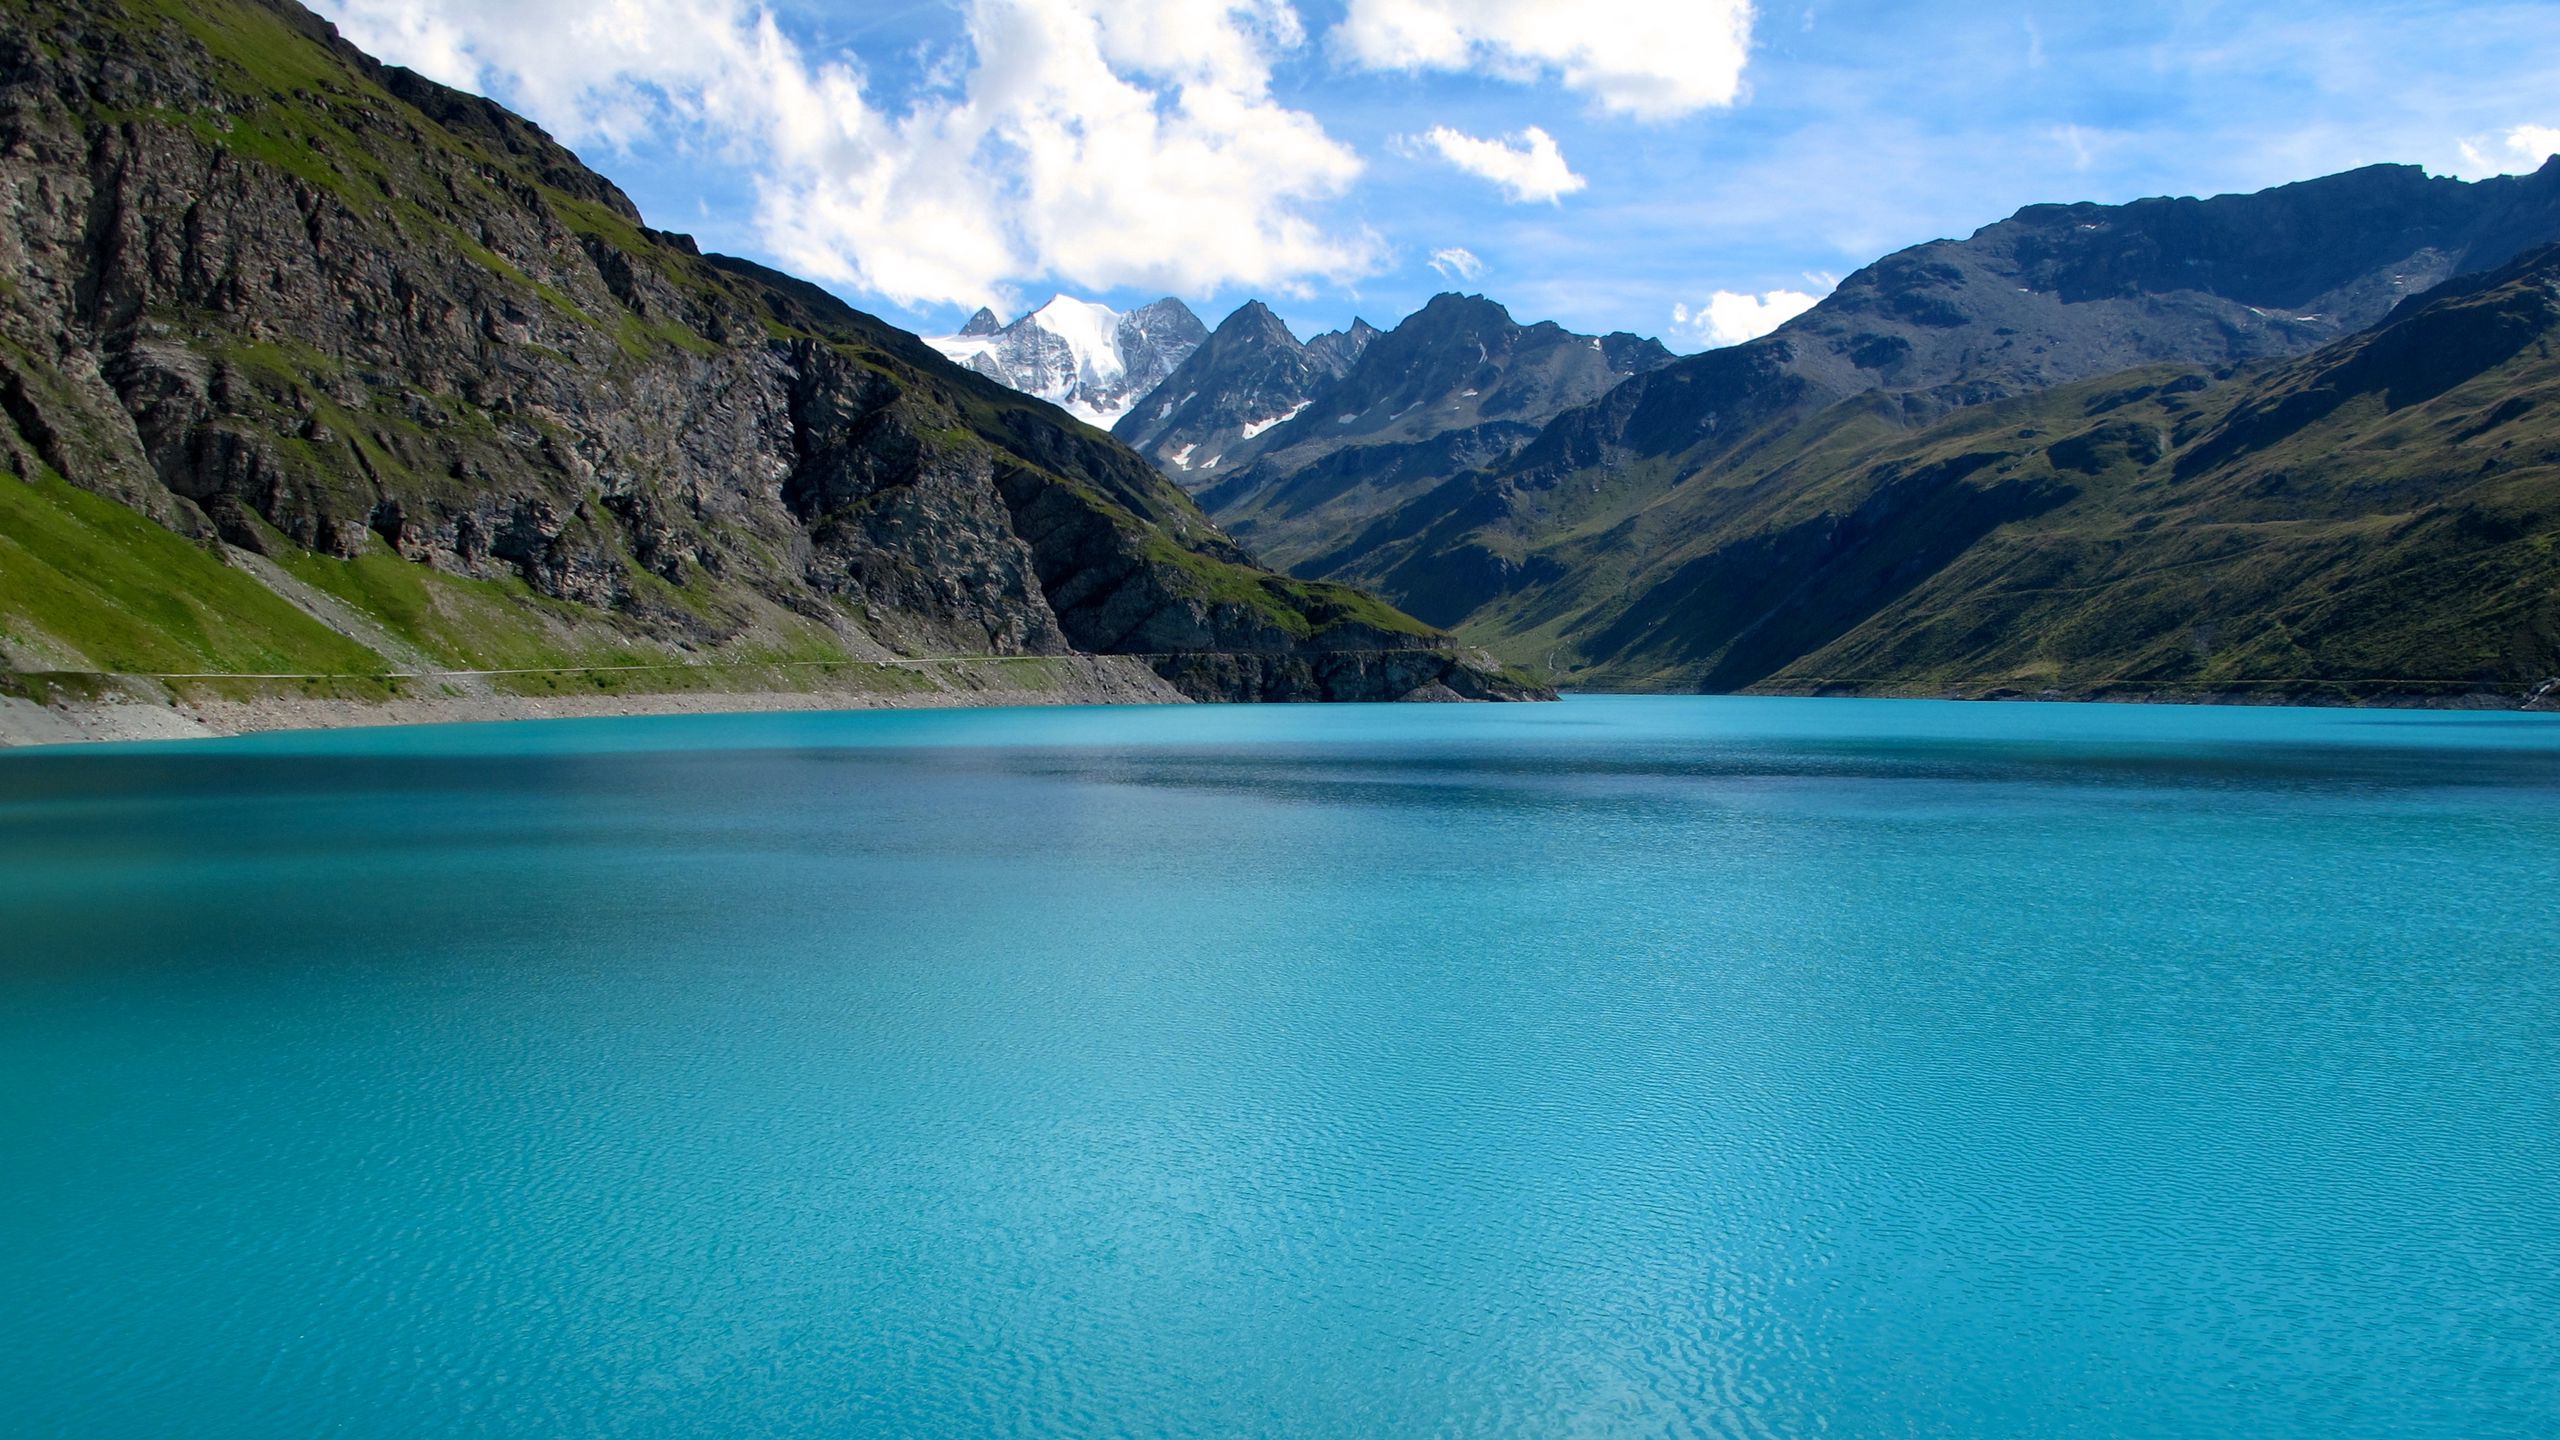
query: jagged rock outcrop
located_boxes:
[928,295,1208,428]
[1168,293,1674,570]
[1112,301,1370,481]
[0,0,1540,706]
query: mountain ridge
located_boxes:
[926,294,1209,428]
[1114,293,1674,573]
[1470,242,2560,703]
[1283,160,2560,693]
[1111,300,1370,481]
[0,0,1543,740]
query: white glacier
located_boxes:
[927,294,1206,429]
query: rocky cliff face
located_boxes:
[1112,301,1367,483]
[1303,317,1379,374]
[0,0,1537,706]
[1176,293,1674,571]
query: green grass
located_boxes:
[128,0,353,98]
[1474,319,2560,697]
[274,540,595,670]
[1141,537,1442,643]
[277,537,905,692]
[0,469,388,675]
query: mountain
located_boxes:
[1305,318,1381,373]
[928,296,1208,428]
[1111,302,1374,481]
[1517,240,2560,702]
[1149,294,1672,571]
[1297,163,2560,668]
[0,0,1540,737]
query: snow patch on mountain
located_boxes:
[1237,400,1313,440]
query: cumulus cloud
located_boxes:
[1415,126,1586,203]
[1335,0,1756,120]
[314,0,1378,310]
[1429,246,1485,280]
[2456,124,2560,178]
[1671,287,1822,348]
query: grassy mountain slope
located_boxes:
[1304,163,2560,653]
[0,0,1538,717]
[1494,244,2560,704]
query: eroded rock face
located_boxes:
[1113,302,1370,485]
[0,0,1539,703]
[1146,293,1676,572]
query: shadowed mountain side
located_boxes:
[1579,465,2079,692]
[1492,244,2560,703]
[1298,162,2560,648]
[1111,301,1367,481]
[1130,293,1673,571]
[0,0,1542,716]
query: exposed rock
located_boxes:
[1158,293,1675,571]
[0,0,1541,708]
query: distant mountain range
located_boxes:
[992,159,2557,705]
[1113,302,1380,481]
[942,288,1670,567]
[926,296,1209,428]
[1502,237,2560,701]
[1144,296,1674,576]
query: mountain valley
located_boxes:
[1044,163,2560,706]
[3,0,2554,732]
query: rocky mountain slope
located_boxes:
[928,295,1207,428]
[1295,164,2560,695]
[0,0,1539,732]
[1467,242,2560,703]
[1157,294,1672,571]
[1111,302,1375,482]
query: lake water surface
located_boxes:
[5,696,2558,1438]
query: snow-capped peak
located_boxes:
[928,295,1207,427]
[1027,296,1128,388]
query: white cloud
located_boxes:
[2455,124,2560,179]
[1671,288,1822,348]
[1335,0,1756,120]
[314,0,1379,310]
[2052,123,2095,171]
[1428,246,1485,281]
[1415,126,1586,204]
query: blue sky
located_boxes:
[316,0,2560,350]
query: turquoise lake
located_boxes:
[5,695,2558,1438]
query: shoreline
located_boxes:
[1751,681,2549,707]
[1748,680,2559,713]
[9,668,2554,749]
[0,655,1190,748]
